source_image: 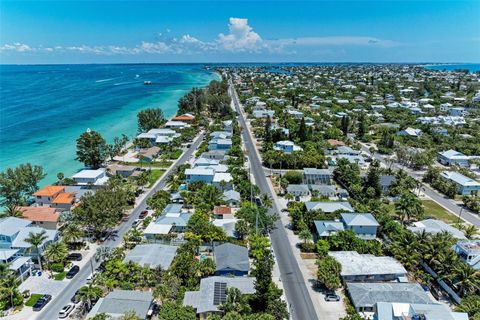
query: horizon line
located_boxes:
[1,61,479,66]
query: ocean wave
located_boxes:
[95,78,115,83]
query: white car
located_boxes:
[58,303,75,318]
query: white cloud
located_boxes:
[0,42,34,52]
[0,18,399,56]
[217,18,263,52]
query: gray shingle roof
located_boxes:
[347,282,435,309]
[124,244,177,269]
[214,243,249,273]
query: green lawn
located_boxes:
[25,294,43,307]
[148,170,165,188]
[422,200,459,224]
[54,272,67,281]
[119,161,172,169]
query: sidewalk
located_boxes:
[267,178,347,320]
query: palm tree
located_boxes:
[1,204,23,218]
[61,223,84,245]
[0,264,21,309]
[298,229,313,245]
[260,193,272,208]
[462,225,478,239]
[77,284,103,311]
[44,241,68,265]
[395,191,423,223]
[25,230,48,272]
[285,193,294,203]
[452,264,480,296]
[120,310,140,320]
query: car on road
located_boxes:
[139,210,148,219]
[324,293,340,302]
[58,303,75,318]
[66,265,80,279]
[32,294,52,311]
[67,252,82,261]
[86,272,95,283]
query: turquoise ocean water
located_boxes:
[0,64,219,185]
[424,63,480,72]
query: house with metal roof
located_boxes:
[379,175,396,193]
[305,201,354,213]
[143,204,192,238]
[286,184,310,197]
[438,149,478,168]
[72,168,109,186]
[313,213,378,239]
[87,289,154,319]
[341,213,379,240]
[214,243,249,276]
[0,248,32,282]
[310,185,337,198]
[375,301,468,320]
[303,168,332,185]
[0,217,58,260]
[222,190,241,207]
[329,251,407,282]
[123,244,177,270]
[346,282,436,313]
[274,140,303,154]
[183,276,255,319]
[440,171,480,195]
[408,219,466,240]
[314,220,345,237]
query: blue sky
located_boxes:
[1,1,479,64]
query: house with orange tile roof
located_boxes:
[19,206,60,230]
[51,192,76,211]
[172,113,195,122]
[213,206,234,219]
[33,186,65,206]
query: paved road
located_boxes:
[39,132,205,320]
[229,82,318,320]
[359,143,480,227]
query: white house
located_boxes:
[72,168,109,186]
[274,140,303,154]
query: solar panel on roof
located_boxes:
[213,282,227,305]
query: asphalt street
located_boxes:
[359,143,480,226]
[39,132,205,320]
[229,81,318,320]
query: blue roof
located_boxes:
[314,220,345,237]
[0,217,32,237]
[341,213,379,227]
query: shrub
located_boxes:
[283,171,303,184]
[300,242,316,252]
[50,263,64,273]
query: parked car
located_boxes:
[86,272,95,283]
[66,265,80,279]
[324,293,340,302]
[71,290,80,304]
[67,253,82,261]
[32,294,52,311]
[58,303,75,318]
[139,210,148,219]
[132,219,141,228]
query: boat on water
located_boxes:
[144,81,152,85]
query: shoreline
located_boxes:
[0,65,219,186]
